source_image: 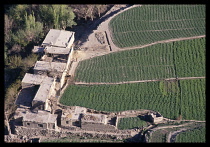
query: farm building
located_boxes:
[61,106,86,128]
[148,112,163,124]
[22,110,58,130]
[34,46,72,63]
[15,73,55,110]
[44,46,71,55]
[80,113,116,131]
[60,106,117,131]
[33,61,67,77]
[41,29,75,48]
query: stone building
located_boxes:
[60,106,117,131]
[60,106,86,128]
[148,112,163,124]
[33,61,67,77]
[41,29,75,48]
[15,73,55,110]
[80,113,117,131]
[22,110,58,130]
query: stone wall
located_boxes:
[61,117,80,128]
[60,47,74,88]
[81,122,116,131]
[14,126,133,142]
[23,121,48,129]
[31,101,45,110]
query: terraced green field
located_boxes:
[175,126,206,143]
[180,79,206,121]
[75,38,205,83]
[117,117,148,130]
[59,4,206,143]
[109,5,205,48]
[60,79,205,120]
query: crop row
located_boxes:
[109,5,205,48]
[75,38,205,83]
[117,117,148,130]
[60,79,205,120]
[179,79,205,121]
[175,126,205,143]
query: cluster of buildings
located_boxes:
[13,29,118,134]
[11,29,163,140]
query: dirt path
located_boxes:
[149,121,205,143]
[114,35,205,51]
[74,76,205,85]
[115,27,205,34]
[167,128,187,143]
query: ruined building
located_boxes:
[148,112,163,124]
[60,106,117,131]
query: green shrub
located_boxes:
[7,55,22,69]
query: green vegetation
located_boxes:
[75,38,205,83]
[175,126,205,143]
[60,82,179,119]
[149,129,171,142]
[173,38,206,77]
[11,12,44,47]
[117,117,148,130]
[39,5,76,30]
[148,122,205,143]
[180,79,206,121]
[159,80,180,96]
[60,79,205,120]
[109,5,205,48]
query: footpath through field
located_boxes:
[111,35,205,52]
[74,76,205,85]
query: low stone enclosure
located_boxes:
[12,104,165,142]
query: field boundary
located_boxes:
[114,27,206,34]
[114,35,205,51]
[74,77,205,85]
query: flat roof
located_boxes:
[34,61,67,73]
[22,73,53,85]
[33,83,52,102]
[42,29,74,48]
[45,46,71,54]
[23,110,57,123]
[20,73,54,103]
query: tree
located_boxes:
[95,5,108,17]
[7,5,29,29]
[85,5,95,21]
[70,5,109,21]
[4,14,13,44]
[7,55,22,69]
[24,11,44,43]
[38,5,76,30]
[12,11,43,46]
